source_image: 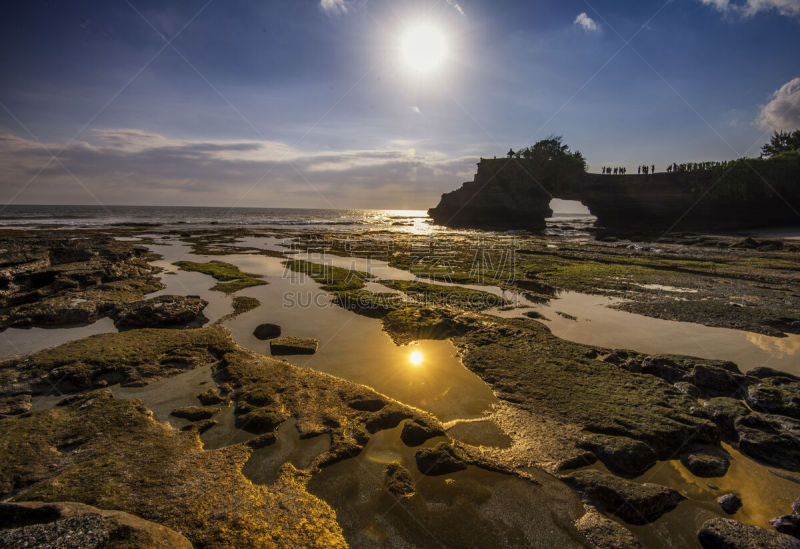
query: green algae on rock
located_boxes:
[0,327,234,398]
[381,279,509,310]
[283,259,373,291]
[174,260,266,294]
[269,336,319,355]
[0,390,346,548]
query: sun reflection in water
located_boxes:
[409,350,423,366]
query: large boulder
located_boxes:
[698,517,800,548]
[745,377,800,420]
[734,414,800,471]
[680,446,731,477]
[560,469,684,525]
[702,398,750,440]
[578,433,658,476]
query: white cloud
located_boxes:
[0,130,477,209]
[574,12,599,32]
[757,77,800,131]
[699,0,800,17]
[320,0,348,15]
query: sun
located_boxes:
[400,23,447,74]
[409,350,424,366]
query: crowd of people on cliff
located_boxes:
[600,161,730,175]
[666,161,730,172]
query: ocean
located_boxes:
[0,204,597,236]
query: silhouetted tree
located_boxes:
[762,130,800,157]
[507,148,515,158]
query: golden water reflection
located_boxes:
[409,350,424,366]
[746,332,800,359]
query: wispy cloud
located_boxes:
[320,0,348,15]
[445,0,466,16]
[699,0,800,18]
[574,12,599,32]
[757,77,800,131]
[0,130,476,209]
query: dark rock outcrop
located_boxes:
[428,158,800,234]
[698,517,800,548]
[253,323,282,340]
[560,469,684,525]
[771,515,800,538]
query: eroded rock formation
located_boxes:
[429,158,800,234]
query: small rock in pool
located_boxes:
[400,419,445,447]
[170,405,220,421]
[253,323,282,340]
[415,442,467,475]
[681,450,730,477]
[717,493,742,514]
[270,336,318,355]
[523,310,548,320]
[385,463,415,497]
[197,388,226,405]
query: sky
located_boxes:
[1,0,799,209]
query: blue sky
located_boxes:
[1,0,799,208]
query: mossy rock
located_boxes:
[170,406,219,421]
[382,280,509,310]
[0,327,235,397]
[270,336,319,355]
[0,391,346,547]
[560,470,684,525]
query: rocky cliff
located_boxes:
[429,158,800,234]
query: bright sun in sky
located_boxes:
[409,350,424,366]
[400,23,447,74]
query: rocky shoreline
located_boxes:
[1,226,799,548]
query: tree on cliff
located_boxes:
[762,130,800,157]
[517,136,587,173]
